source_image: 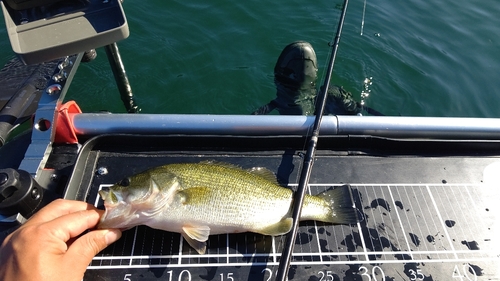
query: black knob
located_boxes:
[0,169,57,218]
[0,172,8,186]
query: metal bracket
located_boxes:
[19,53,82,188]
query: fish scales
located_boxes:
[98,161,358,254]
[162,163,293,232]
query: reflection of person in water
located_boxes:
[253,41,379,116]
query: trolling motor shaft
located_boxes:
[104,43,140,113]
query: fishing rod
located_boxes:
[274,0,349,280]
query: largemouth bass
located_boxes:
[98,161,358,254]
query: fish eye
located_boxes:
[118,177,131,187]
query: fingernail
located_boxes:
[105,229,122,245]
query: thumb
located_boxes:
[66,229,122,267]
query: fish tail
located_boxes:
[303,185,359,224]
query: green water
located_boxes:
[1,0,499,117]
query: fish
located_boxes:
[98,161,358,254]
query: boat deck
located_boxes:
[62,134,499,280]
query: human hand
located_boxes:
[0,199,122,281]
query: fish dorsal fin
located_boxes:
[182,225,211,254]
[247,167,280,184]
[258,217,293,236]
[198,160,240,169]
[199,161,280,184]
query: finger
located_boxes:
[41,209,103,242]
[24,199,97,226]
[65,228,122,270]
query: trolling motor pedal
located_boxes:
[1,0,129,64]
[0,168,58,219]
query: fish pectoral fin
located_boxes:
[258,217,293,236]
[177,187,211,205]
[182,225,211,254]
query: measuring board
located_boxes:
[84,183,499,280]
[61,135,500,280]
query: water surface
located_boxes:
[0,0,499,117]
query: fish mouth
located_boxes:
[98,189,137,229]
[97,178,176,230]
[98,201,137,230]
[99,189,122,205]
[98,189,108,199]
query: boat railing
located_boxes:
[71,113,500,140]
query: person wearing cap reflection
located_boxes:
[252,41,362,116]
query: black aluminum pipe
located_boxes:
[104,43,140,113]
